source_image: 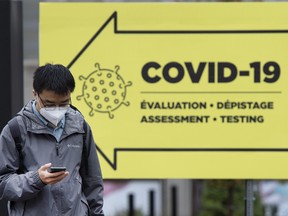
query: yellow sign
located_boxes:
[40,3,288,179]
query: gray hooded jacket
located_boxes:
[0,100,104,216]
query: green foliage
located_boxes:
[199,180,263,216]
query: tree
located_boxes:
[199,180,263,216]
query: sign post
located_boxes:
[245,180,254,216]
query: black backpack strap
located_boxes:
[8,117,24,174]
[70,104,89,175]
[69,104,89,175]
[81,120,89,175]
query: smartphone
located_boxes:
[49,167,67,173]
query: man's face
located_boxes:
[35,89,71,112]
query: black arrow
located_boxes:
[67,11,288,69]
[68,11,288,170]
[96,147,288,171]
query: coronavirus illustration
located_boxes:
[77,63,132,119]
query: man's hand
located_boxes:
[38,163,69,185]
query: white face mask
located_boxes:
[39,107,68,126]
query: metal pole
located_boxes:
[128,193,135,216]
[0,0,23,129]
[161,180,168,216]
[149,190,155,216]
[171,185,177,216]
[0,1,23,215]
[245,180,254,216]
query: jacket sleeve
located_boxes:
[0,124,46,201]
[80,122,104,216]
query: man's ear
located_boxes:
[32,89,36,97]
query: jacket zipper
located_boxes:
[56,141,60,156]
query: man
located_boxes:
[0,64,104,216]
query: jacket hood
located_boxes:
[18,100,85,137]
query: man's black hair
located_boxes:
[33,63,75,95]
